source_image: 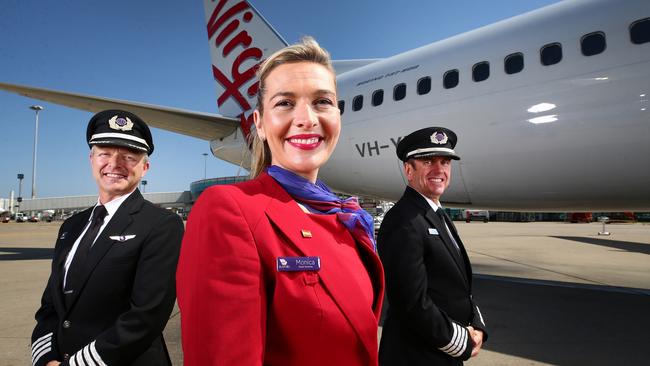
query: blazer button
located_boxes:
[63,353,70,361]
[62,320,71,328]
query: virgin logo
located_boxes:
[207,0,262,140]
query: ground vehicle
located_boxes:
[568,212,593,223]
[41,210,55,222]
[373,215,384,232]
[464,210,489,223]
[15,213,28,222]
[1,216,10,223]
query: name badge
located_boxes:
[277,256,321,272]
[428,228,439,235]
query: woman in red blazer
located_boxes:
[176,37,384,366]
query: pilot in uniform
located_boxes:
[30,110,184,366]
[378,127,488,366]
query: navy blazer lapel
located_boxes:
[52,210,91,313]
[66,190,143,310]
[441,211,474,286]
[405,187,469,285]
[261,174,381,359]
[54,209,90,271]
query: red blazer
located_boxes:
[177,172,384,366]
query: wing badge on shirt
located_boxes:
[109,235,136,242]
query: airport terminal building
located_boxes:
[2,176,647,223]
[1,176,248,220]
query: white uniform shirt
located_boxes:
[62,190,134,289]
[419,193,460,251]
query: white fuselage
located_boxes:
[5,0,647,211]
[307,0,649,211]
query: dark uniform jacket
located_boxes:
[31,189,184,366]
[378,186,487,366]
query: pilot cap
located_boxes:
[86,109,154,155]
[396,127,460,161]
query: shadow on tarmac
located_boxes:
[550,236,650,255]
[474,275,650,365]
[0,247,53,261]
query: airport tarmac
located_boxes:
[1,221,649,365]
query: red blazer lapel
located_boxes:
[346,227,384,319]
[261,174,382,358]
[356,234,385,319]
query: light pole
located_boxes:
[141,180,147,193]
[29,105,43,199]
[202,153,208,180]
[17,173,24,211]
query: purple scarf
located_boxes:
[266,165,376,251]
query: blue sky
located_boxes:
[0,0,559,199]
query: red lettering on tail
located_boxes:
[212,47,262,109]
[223,30,253,58]
[207,0,249,39]
[207,0,264,140]
[215,19,239,46]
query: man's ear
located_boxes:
[404,161,413,180]
[141,161,150,177]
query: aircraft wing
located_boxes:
[0,82,239,141]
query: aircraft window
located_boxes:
[472,61,490,82]
[417,77,431,95]
[540,43,562,66]
[443,69,459,89]
[630,17,650,44]
[581,32,606,56]
[352,95,363,111]
[394,83,406,101]
[504,53,524,74]
[338,100,345,115]
[372,89,384,106]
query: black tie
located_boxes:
[437,208,450,224]
[437,208,460,252]
[64,205,107,297]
